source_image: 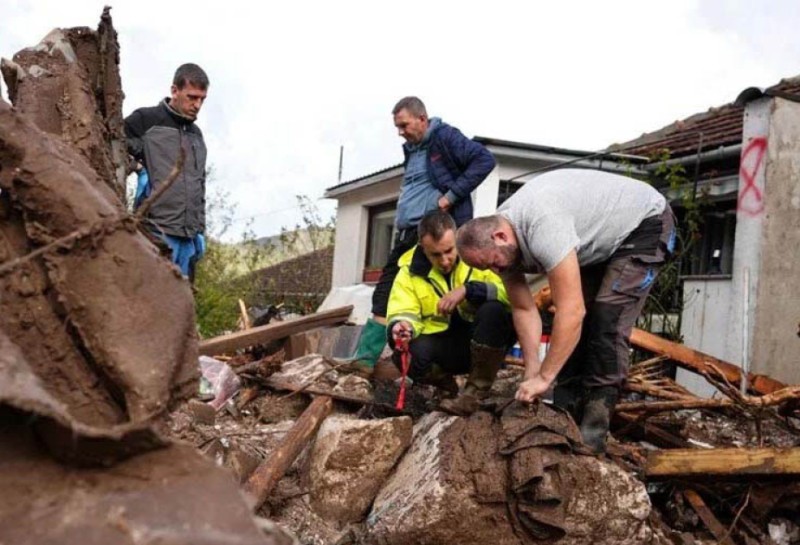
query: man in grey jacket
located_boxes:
[125,63,209,279]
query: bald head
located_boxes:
[456,215,503,251]
[456,215,520,274]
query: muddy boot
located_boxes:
[439,342,504,416]
[420,365,459,398]
[348,318,387,378]
[553,380,584,424]
[579,386,619,454]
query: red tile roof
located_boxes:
[609,76,800,159]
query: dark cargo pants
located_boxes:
[392,301,515,381]
[557,206,676,390]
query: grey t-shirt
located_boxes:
[498,169,666,273]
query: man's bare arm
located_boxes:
[539,250,585,383]
[503,270,542,378]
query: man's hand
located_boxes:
[515,373,553,403]
[437,286,466,315]
[391,321,413,344]
[437,195,451,211]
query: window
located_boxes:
[497,180,523,207]
[680,200,737,277]
[364,202,397,281]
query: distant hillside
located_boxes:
[254,226,334,257]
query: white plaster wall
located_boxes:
[330,176,402,287]
[677,279,734,397]
[472,167,500,217]
[751,97,800,383]
[725,97,771,375]
[674,98,769,394]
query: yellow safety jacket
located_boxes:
[386,245,510,339]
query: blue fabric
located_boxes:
[404,121,496,227]
[194,233,206,259]
[161,234,197,276]
[134,168,152,209]
[396,119,441,229]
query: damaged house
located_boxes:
[324,77,800,388]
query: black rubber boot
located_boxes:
[553,380,584,423]
[579,386,619,454]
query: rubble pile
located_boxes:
[171,322,800,545]
[1,9,799,545]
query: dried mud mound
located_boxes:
[1,7,126,198]
[0,98,198,428]
[0,10,279,544]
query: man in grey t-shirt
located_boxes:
[456,169,675,453]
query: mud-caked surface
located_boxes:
[0,407,277,545]
[1,8,127,197]
[0,97,198,429]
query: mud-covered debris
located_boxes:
[309,415,412,523]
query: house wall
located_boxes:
[330,176,401,287]
[472,167,500,216]
[752,97,800,384]
[677,97,771,394]
[677,279,734,397]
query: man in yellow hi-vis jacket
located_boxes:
[387,210,515,415]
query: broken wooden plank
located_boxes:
[243,395,333,511]
[613,411,690,449]
[682,489,736,545]
[199,306,353,356]
[630,328,785,395]
[646,447,800,478]
[624,381,697,401]
[619,385,800,414]
[264,377,408,415]
[238,299,251,330]
[617,398,734,413]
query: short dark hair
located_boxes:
[173,63,209,90]
[417,210,456,242]
[456,216,502,250]
[392,96,427,117]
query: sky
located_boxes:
[2,0,799,241]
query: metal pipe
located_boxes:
[741,267,750,395]
[644,144,742,171]
[507,149,648,182]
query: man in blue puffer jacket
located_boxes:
[353,96,496,375]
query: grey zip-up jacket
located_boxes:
[125,98,207,238]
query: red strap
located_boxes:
[396,339,410,410]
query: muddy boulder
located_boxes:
[309,415,412,523]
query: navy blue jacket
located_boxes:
[402,122,496,226]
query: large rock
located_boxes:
[309,415,412,523]
[366,412,520,545]
[558,455,655,544]
[366,411,660,545]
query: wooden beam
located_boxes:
[646,447,800,478]
[682,489,736,545]
[263,377,408,414]
[614,411,690,449]
[243,395,333,511]
[617,398,734,413]
[199,306,353,356]
[630,328,785,395]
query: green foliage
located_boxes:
[192,175,334,338]
[635,149,709,340]
[192,165,270,337]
